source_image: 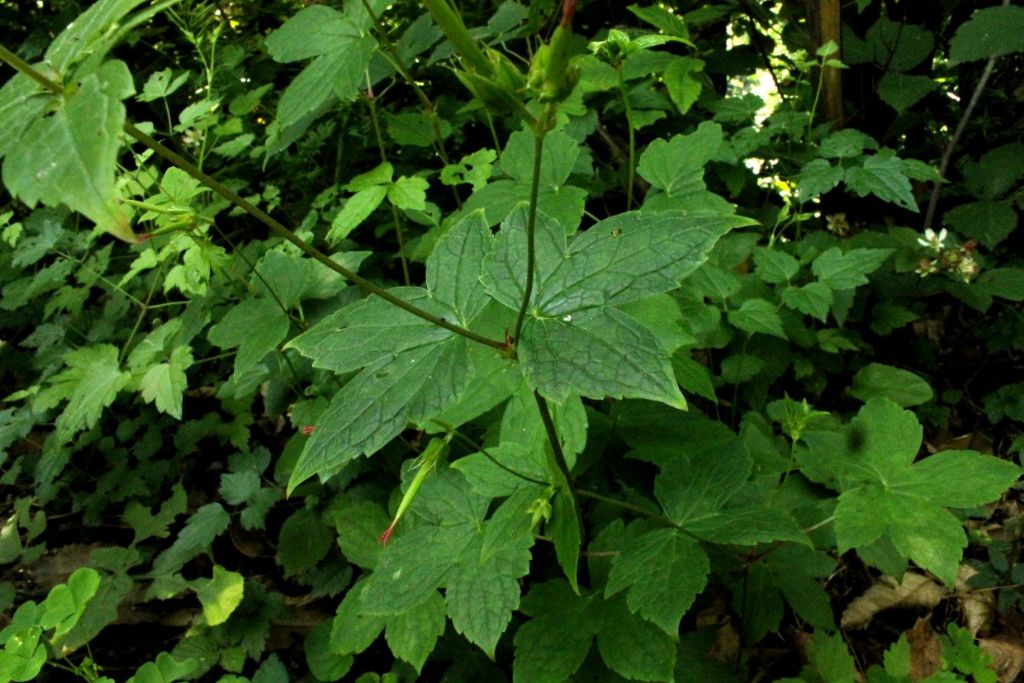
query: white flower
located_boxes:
[917,228,947,251]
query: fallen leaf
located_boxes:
[956,564,996,636]
[977,636,1024,683]
[907,617,943,679]
[841,573,945,630]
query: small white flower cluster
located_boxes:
[915,228,980,282]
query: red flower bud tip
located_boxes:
[962,239,977,251]
[137,233,153,244]
[378,523,397,546]
[301,425,315,435]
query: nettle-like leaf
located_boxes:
[800,398,1021,586]
[334,473,534,658]
[33,344,131,442]
[484,205,754,406]
[1,62,134,242]
[264,2,381,152]
[286,212,492,489]
[513,580,678,683]
[464,130,589,229]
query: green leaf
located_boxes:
[40,567,100,638]
[346,162,393,191]
[849,363,933,407]
[605,527,709,636]
[441,149,496,191]
[385,112,452,148]
[655,439,806,545]
[819,129,879,159]
[878,72,936,112]
[519,308,684,407]
[307,620,354,682]
[797,159,844,199]
[812,398,1020,585]
[265,6,376,146]
[126,653,199,683]
[672,354,717,402]
[513,582,598,683]
[844,151,918,211]
[549,488,581,594]
[276,508,333,578]
[194,566,244,627]
[663,57,704,114]
[596,595,677,682]
[152,504,230,575]
[949,5,1024,64]
[384,592,446,673]
[331,500,391,570]
[426,211,492,324]
[811,247,893,290]
[207,298,289,377]
[804,631,857,683]
[944,201,1017,248]
[720,353,765,383]
[782,282,833,322]
[728,298,786,339]
[637,122,722,196]
[35,344,130,441]
[1,66,133,242]
[328,185,388,242]
[138,346,193,420]
[387,176,428,211]
[753,247,800,284]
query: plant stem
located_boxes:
[365,82,411,285]
[575,489,673,525]
[0,44,507,352]
[512,131,546,344]
[533,390,574,490]
[616,67,637,209]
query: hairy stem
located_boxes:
[616,67,637,209]
[0,44,506,352]
[512,131,547,344]
[533,390,574,491]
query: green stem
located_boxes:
[421,0,493,76]
[0,44,507,352]
[575,489,674,526]
[512,130,547,344]
[365,85,411,286]
[533,390,574,491]
[616,67,637,210]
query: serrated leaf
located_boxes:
[811,398,1020,585]
[605,527,709,636]
[2,67,132,242]
[513,582,598,683]
[849,363,933,407]
[638,122,723,197]
[797,158,844,199]
[753,247,799,284]
[812,247,893,290]
[328,185,388,242]
[519,307,684,406]
[728,298,786,339]
[138,346,193,420]
[549,488,581,594]
[878,72,936,112]
[276,508,333,578]
[290,337,471,489]
[36,344,130,441]
[782,282,833,322]
[194,566,244,626]
[207,298,289,377]
[949,5,1024,64]
[596,596,677,682]
[844,152,918,211]
[944,200,1017,248]
[152,504,230,575]
[384,592,446,672]
[388,175,428,211]
[426,211,492,323]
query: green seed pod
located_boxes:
[487,48,526,95]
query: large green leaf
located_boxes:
[207,298,290,377]
[265,5,378,147]
[636,121,722,197]
[34,344,131,441]
[605,526,709,636]
[949,5,1024,64]
[2,66,133,241]
[803,398,1021,585]
[483,205,750,406]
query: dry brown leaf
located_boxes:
[841,573,945,630]
[708,622,741,664]
[977,636,1024,683]
[956,564,997,637]
[907,617,943,679]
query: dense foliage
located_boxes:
[1,0,1023,680]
